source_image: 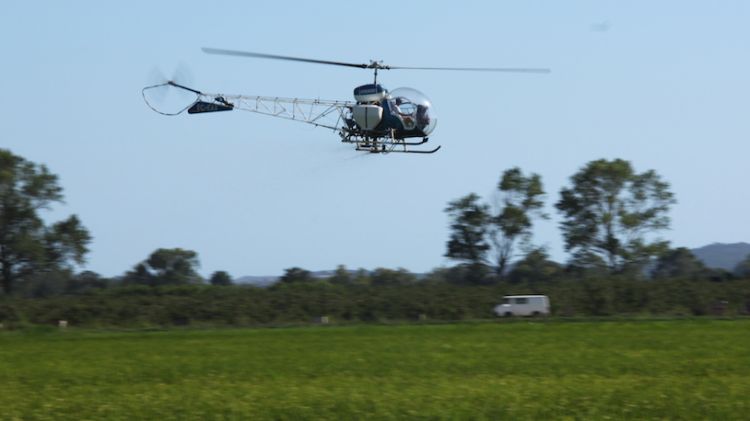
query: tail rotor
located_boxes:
[142,63,199,115]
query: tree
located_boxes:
[555,159,675,273]
[0,149,91,294]
[508,248,562,284]
[565,250,610,278]
[123,263,153,286]
[147,248,202,285]
[18,269,72,298]
[124,248,202,286]
[279,267,314,284]
[651,247,707,280]
[209,270,233,286]
[329,264,353,285]
[445,193,491,266]
[444,193,492,284]
[66,270,109,294]
[489,168,547,277]
[370,268,417,286]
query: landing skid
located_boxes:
[343,134,441,154]
[396,145,441,154]
[356,144,441,154]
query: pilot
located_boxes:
[416,104,430,129]
[392,97,417,130]
[393,97,405,113]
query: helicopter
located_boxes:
[142,48,549,154]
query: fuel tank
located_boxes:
[351,104,383,130]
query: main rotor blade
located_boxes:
[202,47,550,73]
[388,66,550,73]
[202,47,369,69]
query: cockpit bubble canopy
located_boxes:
[388,87,437,135]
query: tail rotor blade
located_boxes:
[142,64,200,116]
[171,61,193,86]
[148,67,168,84]
[145,67,169,103]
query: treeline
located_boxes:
[2,272,750,328]
[3,240,748,327]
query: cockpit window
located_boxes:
[387,87,436,135]
[395,100,417,115]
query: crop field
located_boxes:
[1,320,749,420]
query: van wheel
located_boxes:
[504,312,513,317]
[531,311,541,317]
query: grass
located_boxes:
[1,319,749,419]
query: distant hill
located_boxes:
[234,275,279,287]
[691,242,750,271]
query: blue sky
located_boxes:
[2,1,748,277]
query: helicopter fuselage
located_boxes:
[344,84,436,140]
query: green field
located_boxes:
[2,320,749,420]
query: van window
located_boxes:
[515,297,528,304]
[502,298,510,304]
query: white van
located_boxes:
[494,295,550,317]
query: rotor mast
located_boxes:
[366,60,387,85]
